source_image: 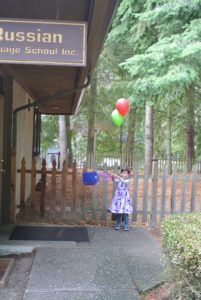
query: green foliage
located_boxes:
[75,0,201,160]
[137,0,201,37]
[116,0,201,101]
[121,18,201,100]
[40,115,59,153]
[161,212,201,299]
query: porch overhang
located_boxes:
[0,0,119,115]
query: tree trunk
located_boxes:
[59,115,67,168]
[144,104,153,176]
[87,69,97,163]
[186,89,195,171]
[125,105,136,167]
[66,115,73,166]
[167,104,172,174]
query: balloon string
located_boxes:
[80,171,113,179]
[99,172,112,179]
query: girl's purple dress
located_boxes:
[109,178,133,214]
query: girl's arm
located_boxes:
[113,174,129,185]
[112,174,120,183]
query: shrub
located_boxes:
[161,212,201,299]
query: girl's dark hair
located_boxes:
[121,168,130,174]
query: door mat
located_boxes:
[9,226,89,242]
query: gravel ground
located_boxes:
[0,253,35,300]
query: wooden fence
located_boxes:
[17,158,77,218]
[15,157,201,228]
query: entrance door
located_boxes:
[0,95,4,224]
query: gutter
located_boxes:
[12,75,91,150]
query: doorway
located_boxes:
[0,95,4,225]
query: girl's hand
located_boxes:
[114,173,121,180]
[112,174,117,181]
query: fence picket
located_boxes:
[132,162,139,222]
[101,163,108,221]
[113,161,118,194]
[40,159,46,217]
[81,163,87,220]
[170,167,176,214]
[180,166,187,213]
[20,158,26,209]
[150,159,158,228]
[10,151,16,223]
[111,162,118,221]
[190,165,197,212]
[160,165,167,222]
[51,159,57,210]
[30,158,36,208]
[142,165,149,223]
[61,160,67,211]
[92,163,98,221]
[72,161,77,210]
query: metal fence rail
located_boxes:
[72,153,201,173]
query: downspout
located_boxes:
[12,75,91,150]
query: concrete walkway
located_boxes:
[0,226,166,300]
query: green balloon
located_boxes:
[111,109,124,127]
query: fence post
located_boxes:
[113,161,118,188]
[132,161,139,222]
[180,166,187,213]
[30,158,36,208]
[51,159,57,210]
[101,162,108,221]
[190,165,197,212]
[150,158,158,228]
[61,160,67,212]
[142,164,149,223]
[72,160,77,210]
[111,162,118,221]
[40,159,46,217]
[81,162,87,220]
[160,165,167,222]
[20,157,26,209]
[170,167,176,215]
[92,162,98,221]
[10,151,16,223]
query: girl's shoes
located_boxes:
[115,225,130,231]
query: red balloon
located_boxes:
[116,98,129,116]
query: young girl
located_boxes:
[109,168,133,231]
